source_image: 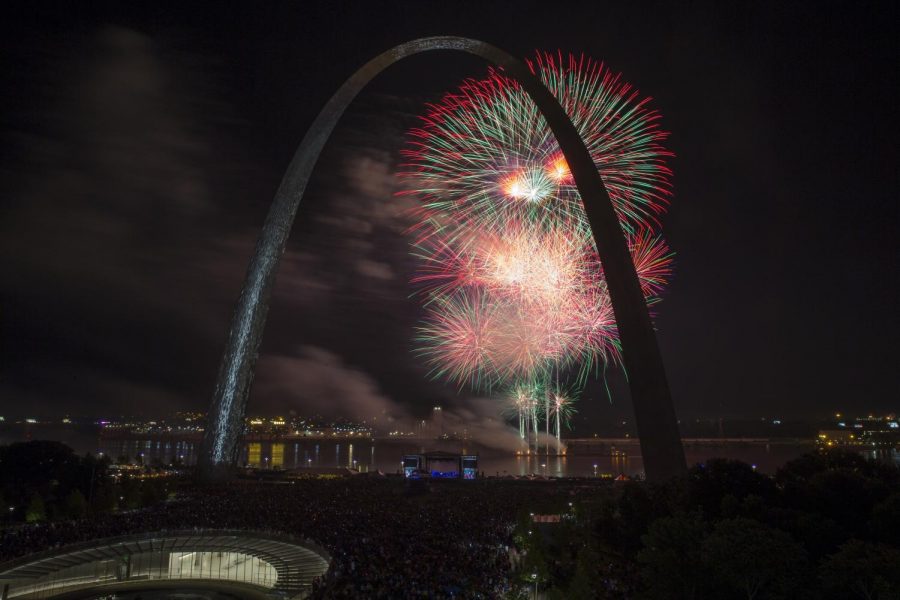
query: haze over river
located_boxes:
[5,424,897,478]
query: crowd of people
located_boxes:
[1,476,576,598]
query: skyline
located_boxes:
[1,3,897,433]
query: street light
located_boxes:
[531,572,538,599]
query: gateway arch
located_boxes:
[199,37,686,482]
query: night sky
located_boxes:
[1,2,897,433]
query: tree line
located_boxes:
[513,450,900,599]
[0,440,171,524]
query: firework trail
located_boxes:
[550,387,578,453]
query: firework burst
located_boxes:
[401,52,673,238]
[403,51,675,440]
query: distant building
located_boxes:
[818,416,899,449]
[431,406,443,438]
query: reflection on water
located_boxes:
[271,443,284,468]
[247,443,260,465]
[98,438,200,466]
[98,439,385,471]
[91,438,900,477]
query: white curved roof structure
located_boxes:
[0,530,329,599]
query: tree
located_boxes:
[91,482,117,514]
[0,441,80,506]
[120,478,142,510]
[869,492,900,545]
[567,545,600,600]
[703,517,807,599]
[685,459,775,518]
[820,539,900,600]
[604,482,660,557]
[63,489,88,519]
[777,450,870,485]
[637,512,707,599]
[790,510,844,561]
[80,452,111,503]
[140,480,167,507]
[519,534,551,588]
[25,493,46,523]
[778,450,900,488]
[806,469,885,538]
[0,442,110,522]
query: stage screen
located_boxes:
[403,456,421,478]
[428,458,459,478]
[463,456,478,479]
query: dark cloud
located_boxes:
[1,4,897,428]
[0,25,264,416]
[0,23,441,422]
